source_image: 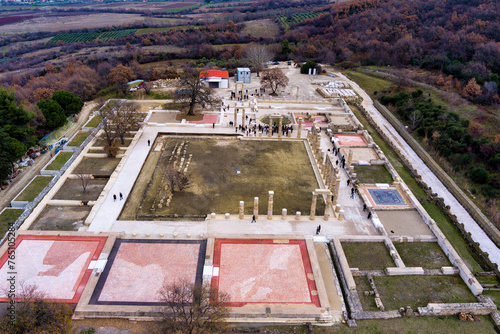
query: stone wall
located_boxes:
[372,101,500,248]
[355,103,497,287]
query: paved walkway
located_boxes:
[336,72,500,266]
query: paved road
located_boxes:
[0,102,97,211]
[336,72,500,266]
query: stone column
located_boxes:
[295,211,301,220]
[297,119,303,138]
[234,109,237,128]
[282,208,287,220]
[242,109,246,127]
[253,197,259,219]
[347,149,353,168]
[278,117,283,139]
[239,201,244,219]
[267,191,274,220]
[310,192,317,220]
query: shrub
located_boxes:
[470,167,489,184]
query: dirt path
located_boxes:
[0,102,97,211]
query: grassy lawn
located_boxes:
[93,138,132,147]
[374,275,477,310]
[353,276,378,311]
[349,104,483,274]
[0,209,23,236]
[67,131,90,147]
[85,115,102,128]
[45,152,73,170]
[342,242,394,270]
[343,70,393,98]
[354,165,393,184]
[73,157,120,177]
[127,138,324,218]
[15,176,53,202]
[394,242,452,269]
[260,115,292,125]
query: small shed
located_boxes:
[235,67,251,83]
[200,70,229,89]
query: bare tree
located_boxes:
[143,81,153,94]
[98,100,141,153]
[150,281,229,334]
[0,283,73,334]
[409,110,422,130]
[76,173,93,193]
[260,68,289,95]
[244,44,274,77]
[167,167,191,193]
[110,102,141,145]
[98,101,118,149]
[175,68,218,116]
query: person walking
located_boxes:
[113,194,117,202]
[363,203,367,211]
[350,188,355,198]
[316,225,321,235]
[251,215,256,223]
[367,212,372,219]
[119,192,123,200]
[147,139,150,146]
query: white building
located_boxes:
[200,70,229,89]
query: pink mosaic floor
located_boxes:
[296,116,328,128]
[212,239,320,307]
[97,241,202,303]
[0,235,106,303]
[189,114,218,124]
[334,134,367,146]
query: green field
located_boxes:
[67,131,90,147]
[85,115,102,128]
[164,4,199,12]
[45,152,73,170]
[48,29,137,44]
[15,176,53,202]
[278,12,324,30]
[0,209,24,237]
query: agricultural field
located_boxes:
[48,29,137,44]
[241,19,280,39]
[277,12,324,30]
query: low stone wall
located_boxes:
[418,299,497,316]
[373,100,500,248]
[356,103,495,292]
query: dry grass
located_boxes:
[241,19,281,39]
[127,138,324,218]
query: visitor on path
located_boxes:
[363,203,367,211]
[347,179,351,186]
[316,225,321,235]
[113,194,117,202]
[147,139,150,146]
[367,212,372,219]
[119,192,123,200]
[251,215,256,223]
[351,188,355,198]
[213,123,215,128]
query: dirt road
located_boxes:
[0,102,97,210]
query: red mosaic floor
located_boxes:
[189,114,218,124]
[0,235,106,303]
[334,134,367,146]
[296,116,328,128]
[96,241,203,303]
[212,239,320,307]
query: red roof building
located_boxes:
[200,70,229,88]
